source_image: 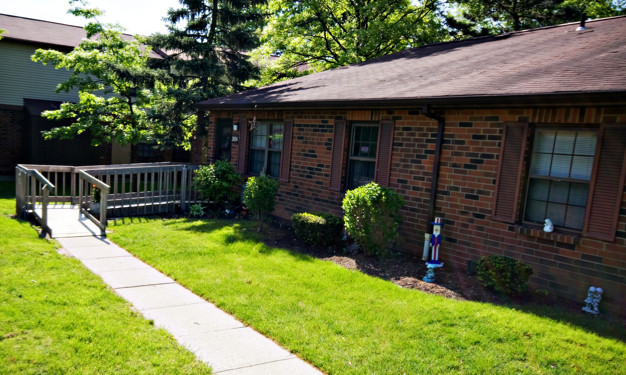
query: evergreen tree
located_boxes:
[147,0,266,147]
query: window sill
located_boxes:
[515,225,581,245]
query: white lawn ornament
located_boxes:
[582,286,603,315]
[543,218,554,233]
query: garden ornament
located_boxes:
[423,217,444,283]
[582,286,603,315]
[543,218,554,233]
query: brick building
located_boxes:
[197,17,626,317]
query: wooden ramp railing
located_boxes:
[16,163,200,237]
[16,165,56,237]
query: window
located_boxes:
[248,120,283,178]
[347,123,379,189]
[524,129,597,230]
[136,143,156,159]
[493,122,626,242]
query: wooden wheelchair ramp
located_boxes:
[34,205,102,238]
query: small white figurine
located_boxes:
[582,286,603,315]
[543,218,554,233]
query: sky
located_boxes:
[0,0,181,35]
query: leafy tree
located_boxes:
[253,0,445,84]
[147,0,266,145]
[0,29,5,40]
[243,176,279,231]
[445,0,625,35]
[31,1,171,147]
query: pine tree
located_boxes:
[147,0,266,148]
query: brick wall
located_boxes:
[203,106,626,317]
[0,106,25,175]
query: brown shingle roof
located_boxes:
[0,13,163,58]
[198,16,626,109]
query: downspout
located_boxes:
[422,104,445,233]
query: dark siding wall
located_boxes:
[0,106,25,175]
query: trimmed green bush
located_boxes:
[342,182,405,256]
[189,203,205,218]
[193,160,242,204]
[291,212,343,247]
[243,176,279,231]
[476,255,533,296]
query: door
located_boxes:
[215,118,233,161]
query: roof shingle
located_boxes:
[198,16,626,109]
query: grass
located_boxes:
[0,181,211,374]
[109,217,626,375]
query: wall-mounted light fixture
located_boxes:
[233,123,239,132]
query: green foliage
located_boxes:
[91,184,101,203]
[147,0,266,144]
[31,1,174,147]
[189,203,206,218]
[252,0,445,84]
[242,176,279,231]
[476,255,534,296]
[291,212,343,247]
[342,182,405,256]
[445,0,626,36]
[193,160,242,204]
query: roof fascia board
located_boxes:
[197,92,626,111]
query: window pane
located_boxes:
[533,130,555,153]
[348,160,375,189]
[550,155,572,178]
[528,179,549,200]
[269,124,283,150]
[251,124,268,148]
[249,150,265,175]
[525,199,547,223]
[574,132,597,156]
[268,151,281,178]
[568,183,589,206]
[564,206,585,230]
[549,181,569,204]
[530,153,552,176]
[571,156,594,180]
[546,202,566,227]
[352,126,378,158]
[554,132,575,154]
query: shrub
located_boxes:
[291,212,343,247]
[476,255,533,296]
[342,182,405,256]
[189,203,205,218]
[242,176,279,231]
[193,160,242,204]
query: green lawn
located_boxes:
[109,217,626,375]
[0,181,211,374]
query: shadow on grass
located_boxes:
[498,299,626,342]
[0,181,14,199]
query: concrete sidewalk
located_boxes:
[56,235,323,375]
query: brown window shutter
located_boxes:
[492,122,529,223]
[279,119,294,182]
[330,120,346,191]
[237,117,248,174]
[583,124,626,242]
[375,120,394,187]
